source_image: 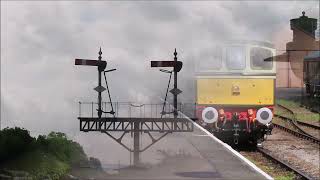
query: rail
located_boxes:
[277,104,320,129]
[257,148,314,180]
[276,104,320,139]
[272,122,320,144]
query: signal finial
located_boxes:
[99,47,102,55]
[174,48,177,57]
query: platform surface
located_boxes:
[73,117,271,180]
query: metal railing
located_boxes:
[78,101,198,119]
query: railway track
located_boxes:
[257,148,314,180]
[296,119,320,130]
[272,122,320,144]
[274,104,320,144]
[276,104,320,130]
[274,114,310,135]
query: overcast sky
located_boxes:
[1,1,319,135]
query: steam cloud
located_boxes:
[1,1,319,135]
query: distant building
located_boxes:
[276,12,319,88]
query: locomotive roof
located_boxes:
[304,51,320,61]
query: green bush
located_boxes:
[44,132,87,164]
[0,127,35,162]
[0,127,87,179]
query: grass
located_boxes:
[276,99,320,124]
[275,175,296,180]
[276,99,300,109]
[241,153,296,180]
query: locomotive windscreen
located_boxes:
[226,46,246,70]
[250,47,273,70]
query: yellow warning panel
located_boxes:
[197,77,274,105]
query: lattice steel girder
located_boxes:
[79,117,194,132]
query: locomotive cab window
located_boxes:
[250,47,273,70]
[226,46,246,70]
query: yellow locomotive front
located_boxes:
[195,41,276,145]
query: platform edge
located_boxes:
[180,112,273,180]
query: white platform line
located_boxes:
[180,112,274,180]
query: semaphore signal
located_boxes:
[74,47,116,119]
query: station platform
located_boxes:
[73,115,272,180]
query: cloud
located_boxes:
[1,1,319,135]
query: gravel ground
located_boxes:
[239,151,296,179]
[263,128,320,179]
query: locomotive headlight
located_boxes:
[247,109,254,116]
[218,109,225,116]
[202,107,218,123]
[256,107,273,124]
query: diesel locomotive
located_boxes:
[194,40,276,145]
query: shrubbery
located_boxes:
[0,127,87,179]
[42,132,87,164]
[0,127,36,162]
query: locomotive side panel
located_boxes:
[197,77,275,106]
